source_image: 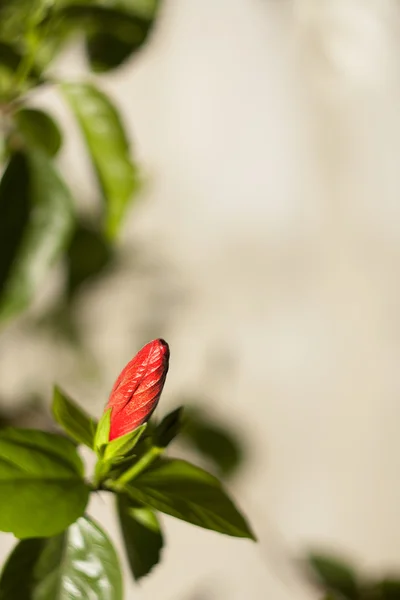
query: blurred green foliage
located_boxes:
[308,552,360,600]
[0,0,161,325]
[308,552,400,600]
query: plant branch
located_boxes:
[115,445,162,486]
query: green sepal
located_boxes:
[94,408,111,456]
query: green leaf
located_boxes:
[123,458,256,540]
[0,150,74,323]
[83,5,154,72]
[117,494,163,581]
[0,42,22,101]
[94,408,111,455]
[86,32,139,72]
[308,553,360,600]
[0,153,30,300]
[52,386,96,449]
[0,41,22,72]
[127,0,161,19]
[13,108,62,157]
[0,538,46,599]
[59,4,151,32]
[54,0,160,20]
[0,428,89,538]
[57,4,153,72]
[104,423,147,461]
[0,516,123,599]
[0,42,42,100]
[376,579,400,600]
[154,406,184,448]
[182,407,244,477]
[62,82,139,239]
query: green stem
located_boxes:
[116,446,162,486]
[93,459,110,489]
[13,1,50,94]
[13,38,37,91]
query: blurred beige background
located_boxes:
[3,0,400,597]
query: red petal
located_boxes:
[105,339,169,440]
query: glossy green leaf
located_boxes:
[0,516,123,599]
[123,458,256,540]
[154,406,184,448]
[0,150,74,323]
[52,386,96,449]
[308,553,360,600]
[0,428,89,538]
[62,82,139,239]
[104,423,147,461]
[94,408,111,455]
[13,108,62,157]
[117,494,163,580]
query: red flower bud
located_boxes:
[105,339,170,440]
